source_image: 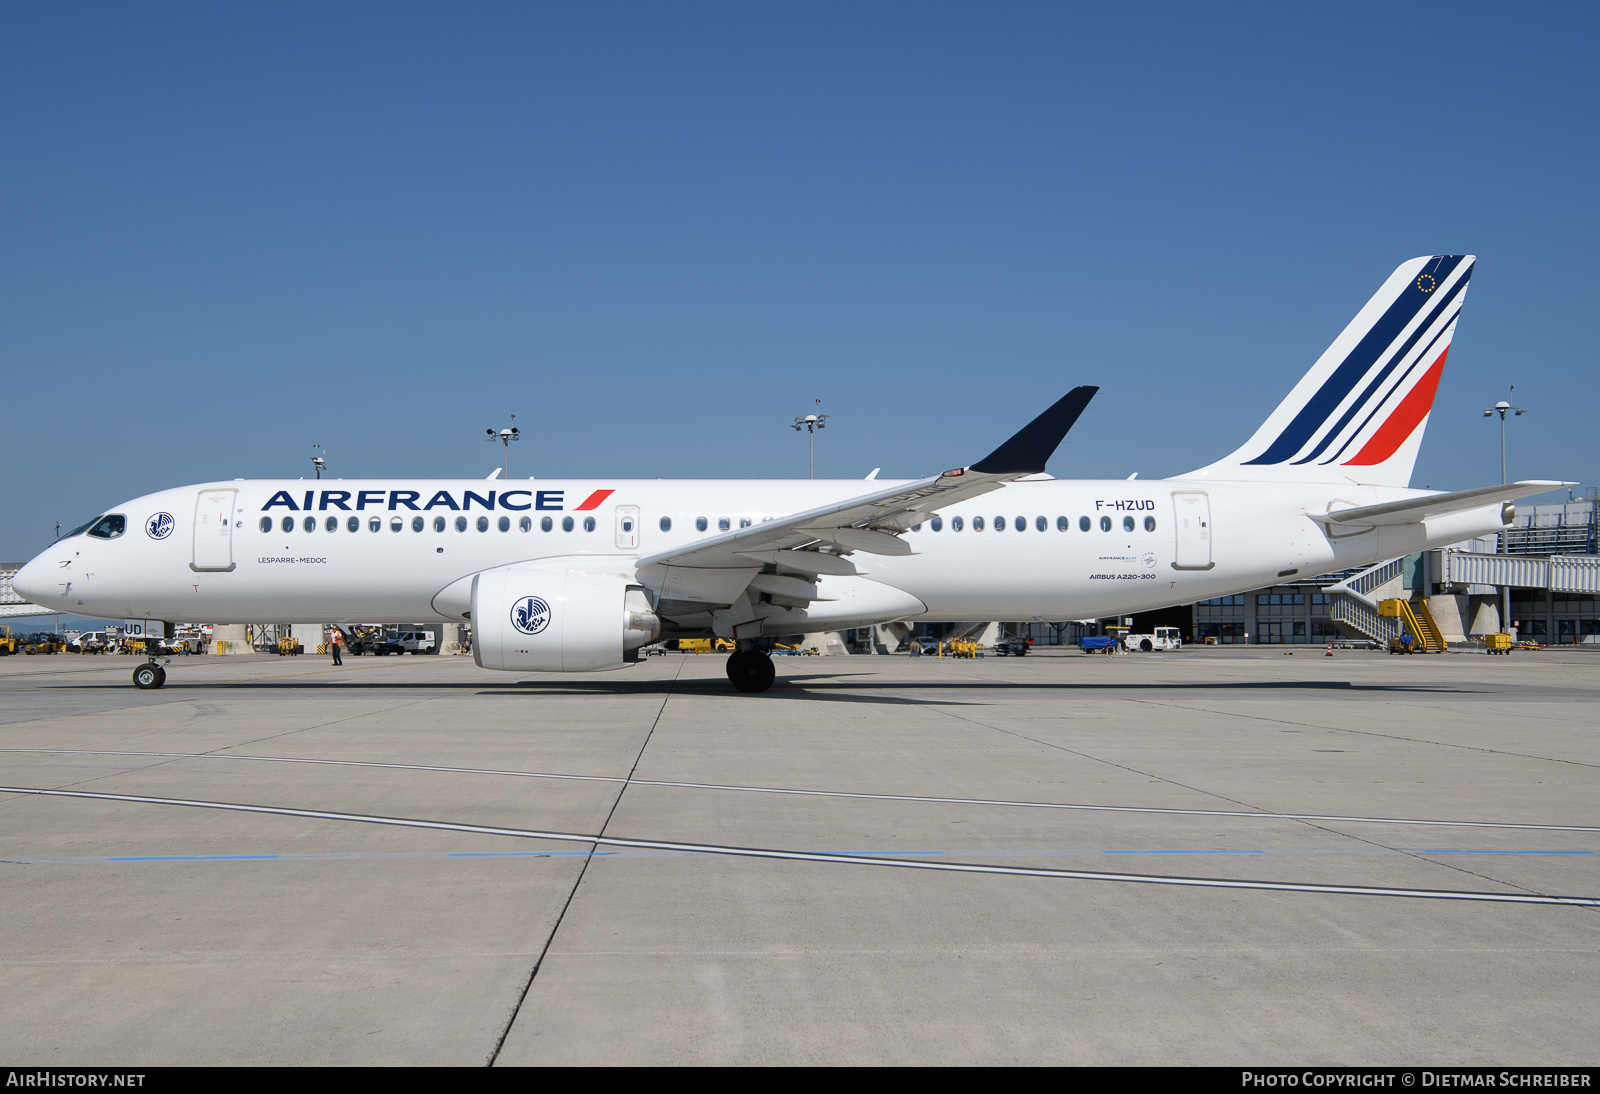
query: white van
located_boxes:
[390,629,437,654]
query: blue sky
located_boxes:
[3,2,1596,565]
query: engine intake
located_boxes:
[473,565,658,672]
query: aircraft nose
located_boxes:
[11,554,52,604]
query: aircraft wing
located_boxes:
[1307,480,1573,528]
[635,387,1096,603]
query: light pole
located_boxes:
[310,445,326,479]
[792,401,828,479]
[1483,387,1525,484]
[487,415,520,477]
[1483,388,1526,638]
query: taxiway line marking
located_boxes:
[2,784,1596,908]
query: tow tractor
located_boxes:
[1122,626,1183,652]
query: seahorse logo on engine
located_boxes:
[510,596,552,636]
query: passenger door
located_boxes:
[1171,491,1214,571]
[192,489,237,572]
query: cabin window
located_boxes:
[259,517,272,533]
[911,523,922,532]
[1057,516,1069,532]
[718,517,731,531]
[433,516,446,533]
[1015,516,1026,532]
[659,516,671,532]
[1100,516,1112,532]
[476,516,489,532]
[563,516,575,532]
[281,516,295,533]
[740,517,751,528]
[583,516,596,533]
[520,516,532,532]
[541,516,553,532]
[386,517,400,532]
[368,516,380,532]
[973,516,985,531]
[455,516,467,532]
[952,516,963,532]
[1036,516,1047,532]
[931,516,943,532]
[326,516,339,532]
[1144,516,1157,532]
[993,516,1005,532]
[498,516,510,532]
[413,516,425,532]
[696,516,708,532]
[1080,516,1091,532]
[1123,515,1135,533]
[302,516,316,533]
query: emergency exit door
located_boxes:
[192,489,237,572]
[615,505,641,550]
[1171,491,1214,570]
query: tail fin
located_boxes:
[1186,255,1474,487]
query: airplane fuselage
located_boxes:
[19,475,1509,630]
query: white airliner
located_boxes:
[13,255,1567,692]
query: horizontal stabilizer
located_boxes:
[1308,481,1573,527]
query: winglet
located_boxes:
[969,387,1098,475]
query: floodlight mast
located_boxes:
[1482,387,1525,485]
[791,400,828,479]
[487,415,520,477]
[309,445,327,480]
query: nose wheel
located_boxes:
[133,662,167,690]
[725,648,776,693]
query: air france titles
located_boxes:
[261,489,566,512]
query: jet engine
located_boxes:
[473,565,659,672]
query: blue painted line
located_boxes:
[1106,849,1266,855]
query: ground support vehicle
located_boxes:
[19,632,66,655]
[665,638,734,653]
[773,643,818,656]
[1123,627,1183,652]
[992,638,1032,656]
[390,629,437,654]
[1484,632,1515,655]
[0,627,15,655]
[1080,636,1120,654]
[275,638,303,656]
[1388,634,1421,655]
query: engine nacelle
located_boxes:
[472,565,659,672]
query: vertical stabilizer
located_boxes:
[1185,255,1474,487]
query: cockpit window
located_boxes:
[86,515,126,540]
[61,519,96,540]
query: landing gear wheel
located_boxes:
[133,663,165,690]
[726,649,776,693]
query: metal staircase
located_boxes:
[1379,598,1446,652]
[1325,557,1403,645]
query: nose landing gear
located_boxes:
[133,661,167,690]
[725,646,776,693]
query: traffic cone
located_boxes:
[1325,644,1334,657]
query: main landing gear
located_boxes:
[132,660,168,690]
[725,647,776,693]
